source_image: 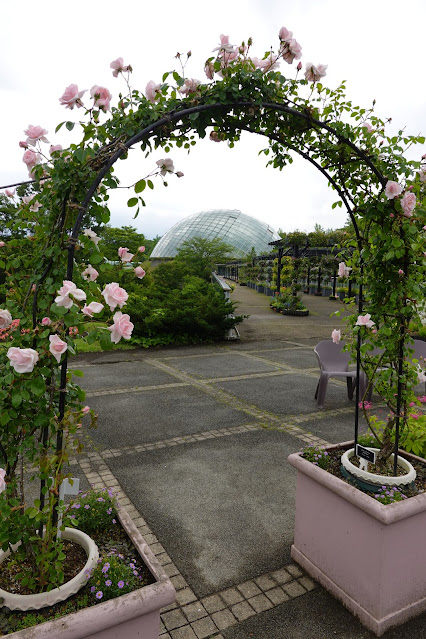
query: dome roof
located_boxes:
[151,209,280,259]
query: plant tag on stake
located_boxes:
[56,477,80,538]
[356,444,376,471]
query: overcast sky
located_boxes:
[1,0,425,240]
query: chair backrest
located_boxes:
[410,339,426,367]
[314,340,351,372]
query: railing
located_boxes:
[211,272,240,341]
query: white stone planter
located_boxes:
[0,528,99,611]
[5,505,176,639]
[341,447,416,489]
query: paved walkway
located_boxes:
[72,285,426,639]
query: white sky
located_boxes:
[1,0,425,240]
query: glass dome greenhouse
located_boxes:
[151,209,280,259]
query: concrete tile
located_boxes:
[200,594,226,614]
[236,580,262,599]
[181,602,208,622]
[190,617,219,639]
[247,593,273,613]
[219,588,244,605]
[170,626,198,639]
[265,586,290,605]
[282,581,307,598]
[211,609,238,630]
[231,600,256,621]
[162,609,187,631]
[254,574,276,591]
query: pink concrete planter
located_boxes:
[288,441,426,637]
[7,505,176,639]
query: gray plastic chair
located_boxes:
[314,340,359,408]
[410,339,426,393]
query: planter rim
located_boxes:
[288,441,426,525]
[0,528,99,611]
[8,504,176,639]
[341,447,416,487]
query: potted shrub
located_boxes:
[1,489,176,637]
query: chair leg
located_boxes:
[315,380,319,400]
[347,377,354,401]
[316,374,328,408]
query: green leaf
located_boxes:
[30,377,46,397]
[127,197,138,207]
[134,179,146,193]
[147,180,154,190]
[65,121,75,131]
[11,392,22,408]
[71,369,84,377]
[89,252,104,265]
[0,412,10,427]
[55,122,65,133]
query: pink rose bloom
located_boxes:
[210,131,222,142]
[304,63,327,82]
[338,262,346,277]
[0,309,13,329]
[145,80,161,103]
[355,314,375,329]
[138,246,145,253]
[55,280,86,308]
[49,335,68,363]
[331,329,341,344]
[156,158,175,175]
[24,125,49,146]
[82,264,99,281]
[297,61,302,71]
[82,301,104,316]
[82,406,90,415]
[419,170,426,183]
[5,189,15,198]
[121,250,134,262]
[0,468,5,494]
[281,39,302,64]
[398,269,404,275]
[118,246,130,258]
[259,53,280,73]
[401,191,416,217]
[176,171,184,178]
[7,347,39,373]
[90,85,112,112]
[384,180,402,199]
[22,150,41,169]
[110,57,130,77]
[19,141,28,149]
[362,122,373,133]
[205,62,215,80]
[23,195,42,212]
[102,282,128,311]
[213,34,235,54]
[109,311,134,344]
[50,145,63,155]
[179,78,200,97]
[59,84,86,109]
[250,57,263,70]
[134,266,146,279]
[279,26,293,42]
[41,317,52,326]
[0,242,5,247]
[83,228,101,245]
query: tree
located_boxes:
[175,236,234,279]
[98,225,148,261]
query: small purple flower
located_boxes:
[105,579,112,586]
[112,519,116,524]
[107,508,112,515]
[97,497,105,502]
[91,586,96,593]
[129,562,135,569]
[84,504,90,509]
[133,570,138,576]
[96,591,103,599]
[118,580,124,589]
[102,562,110,574]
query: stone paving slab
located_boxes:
[213,373,355,416]
[221,586,426,639]
[86,386,251,449]
[248,347,317,369]
[105,429,303,597]
[297,412,369,446]
[160,352,281,379]
[78,360,181,391]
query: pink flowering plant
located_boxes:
[0,24,425,593]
